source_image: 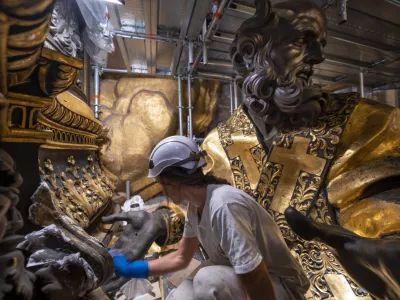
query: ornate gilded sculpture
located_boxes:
[1,94,112,300]
[116,0,400,299]
[0,0,118,298]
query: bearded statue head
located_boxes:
[230,0,328,127]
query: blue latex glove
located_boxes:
[109,249,149,279]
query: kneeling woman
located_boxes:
[106,136,309,300]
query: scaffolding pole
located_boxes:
[230,81,234,114]
[113,30,184,44]
[233,79,239,109]
[338,0,348,24]
[188,41,194,66]
[188,76,193,138]
[359,68,365,98]
[126,181,130,200]
[189,0,229,76]
[93,65,100,119]
[177,76,184,136]
[202,20,208,65]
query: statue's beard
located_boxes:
[241,42,326,127]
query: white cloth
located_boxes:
[166,265,247,300]
[166,264,297,300]
[183,184,309,295]
[120,278,154,300]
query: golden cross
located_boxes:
[269,136,326,213]
[226,131,261,189]
[324,274,372,300]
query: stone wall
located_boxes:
[370,89,399,107]
[206,82,245,134]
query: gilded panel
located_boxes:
[99,77,220,199]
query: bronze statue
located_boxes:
[0,148,35,300]
[109,0,400,299]
[203,0,400,297]
[0,153,35,300]
[285,207,400,300]
[202,0,400,298]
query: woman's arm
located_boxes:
[238,261,277,300]
[148,236,199,276]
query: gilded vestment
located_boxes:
[202,93,400,299]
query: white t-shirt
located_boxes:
[183,184,308,290]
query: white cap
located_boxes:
[148,136,207,178]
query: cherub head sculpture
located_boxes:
[230,0,328,126]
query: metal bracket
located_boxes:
[92,65,104,76]
[337,0,347,24]
[367,59,387,69]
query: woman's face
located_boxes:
[158,177,184,205]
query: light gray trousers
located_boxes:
[166,265,297,300]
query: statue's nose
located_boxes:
[304,40,325,65]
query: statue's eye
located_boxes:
[294,37,306,47]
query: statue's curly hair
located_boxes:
[229,0,327,127]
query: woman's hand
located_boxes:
[109,249,149,279]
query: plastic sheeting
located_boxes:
[76,0,115,66]
[121,195,146,225]
[18,224,98,297]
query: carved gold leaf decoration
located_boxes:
[256,162,282,209]
[37,90,103,150]
[42,158,58,190]
[66,155,80,179]
[309,192,333,225]
[36,155,115,229]
[250,144,268,171]
[291,172,321,214]
[274,93,359,159]
[61,172,94,216]
[218,107,255,148]
[82,168,107,200]
[87,155,95,173]
[156,205,185,246]
[41,92,102,135]
[38,48,82,97]
[231,157,251,194]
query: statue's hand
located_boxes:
[0,249,35,300]
[102,209,167,261]
[101,276,130,297]
[35,262,88,300]
[284,207,400,300]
